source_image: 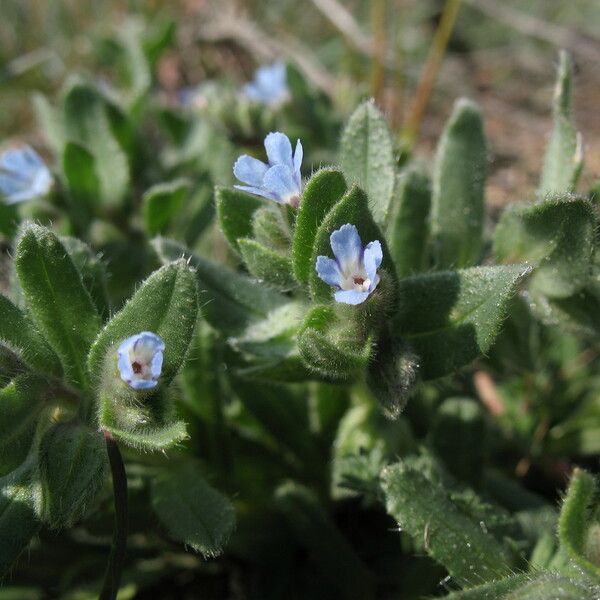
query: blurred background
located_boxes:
[2,0,600,209]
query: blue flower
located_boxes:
[233,131,303,207]
[315,224,383,305]
[0,145,52,204]
[243,61,289,106]
[117,332,165,390]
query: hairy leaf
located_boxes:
[340,101,395,224]
[39,420,106,528]
[15,224,101,388]
[143,178,191,236]
[152,462,235,558]
[292,169,347,283]
[382,462,514,585]
[494,196,595,299]
[238,238,296,290]
[430,99,487,268]
[392,265,531,379]
[153,237,287,335]
[539,51,583,196]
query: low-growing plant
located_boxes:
[2,44,600,599]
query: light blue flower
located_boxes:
[243,61,289,106]
[315,224,383,305]
[234,131,303,207]
[0,145,52,204]
[117,332,165,390]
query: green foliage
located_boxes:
[292,169,347,283]
[142,179,191,236]
[558,468,600,578]
[430,98,487,269]
[387,166,431,276]
[0,374,47,475]
[539,51,583,196]
[393,265,531,379]
[429,398,487,484]
[238,238,296,290]
[308,185,393,303]
[15,224,101,388]
[62,141,101,223]
[88,259,197,387]
[0,294,62,378]
[494,196,595,299]
[153,237,286,335]
[151,462,235,558]
[382,462,514,586]
[39,420,106,528]
[339,101,395,224]
[0,456,41,578]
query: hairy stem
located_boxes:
[100,431,128,600]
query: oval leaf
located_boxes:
[430,98,487,269]
[152,462,235,558]
[392,265,531,380]
[340,101,395,224]
[15,224,101,388]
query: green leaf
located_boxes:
[430,98,487,268]
[365,335,419,418]
[87,259,198,388]
[275,482,376,600]
[308,185,394,303]
[441,574,529,599]
[297,306,373,382]
[15,224,101,388]
[152,461,235,558]
[0,374,48,476]
[0,294,62,377]
[392,265,531,380]
[494,196,595,299]
[251,207,291,251]
[238,238,296,290]
[0,457,41,577]
[153,237,287,335]
[216,186,267,254]
[143,179,191,236]
[429,398,487,484]
[558,468,600,579]
[503,573,600,600]
[539,51,583,196]
[39,420,106,528]
[382,462,514,586]
[292,169,347,283]
[340,101,395,224]
[0,345,25,388]
[62,82,129,206]
[60,235,110,321]
[230,378,320,466]
[62,141,101,217]
[387,166,431,276]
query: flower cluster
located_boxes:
[117,332,165,390]
[316,224,382,305]
[0,145,52,204]
[234,132,303,207]
[243,62,289,106]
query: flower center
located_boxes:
[353,276,365,286]
[132,361,143,374]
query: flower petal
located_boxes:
[263,164,300,204]
[330,224,362,268]
[334,289,371,305]
[363,240,383,283]
[233,154,269,187]
[264,132,293,169]
[129,378,158,390]
[315,256,343,287]
[293,139,303,187]
[234,184,280,202]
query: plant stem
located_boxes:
[100,430,128,600]
[402,0,462,147]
